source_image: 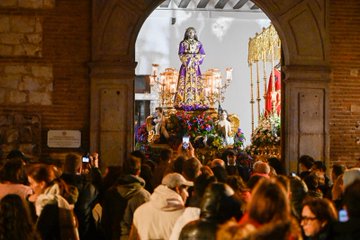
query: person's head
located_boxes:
[331,164,346,183]
[182,157,202,181]
[6,149,28,164]
[162,173,193,202]
[289,176,308,217]
[274,175,291,195]
[248,178,290,224]
[131,150,146,162]
[172,155,186,174]
[200,182,239,223]
[268,157,285,175]
[247,174,266,190]
[226,175,249,198]
[222,149,237,165]
[160,148,173,163]
[312,160,326,172]
[123,155,142,175]
[252,161,270,175]
[289,176,308,198]
[343,179,360,218]
[200,165,214,176]
[0,158,25,183]
[237,152,252,167]
[298,155,314,172]
[300,198,337,238]
[102,166,123,190]
[227,175,251,209]
[227,175,247,192]
[303,172,319,191]
[184,27,198,41]
[0,194,37,240]
[63,153,82,174]
[191,173,217,207]
[210,158,225,168]
[312,161,327,185]
[27,164,57,195]
[211,165,228,183]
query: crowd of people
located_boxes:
[0,147,359,240]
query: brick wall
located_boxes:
[329,0,360,167]
[0,0,91,159]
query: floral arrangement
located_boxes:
[233,128,246,150]
[169,110,216,138]
[135,109,247,163]
[174,103,209,111]
[248,112,281,157]
[135,123,148,144]
[135,123,150,152]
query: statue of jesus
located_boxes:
[174,27,206,107]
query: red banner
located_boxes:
[265,68,281,117]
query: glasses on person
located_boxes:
[301,216,317,224]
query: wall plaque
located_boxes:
[47,130,81,148]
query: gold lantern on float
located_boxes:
[247,24,282,159]
[203,67,232,108]
[150,64,178,108]
[150,64,232,110]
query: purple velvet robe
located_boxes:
[174,39,206,106]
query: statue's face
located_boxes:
[221,112,227,120]
[187,29,196,39]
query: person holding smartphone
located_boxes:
[177,137,195,159]
[182,135,190,150]
[333,179,360,240]
[82,154,90,163]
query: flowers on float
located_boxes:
[248,112,280,156]
[174,103,209,111]
[135,109,248,162]
[135,123,148,143]
[171,111,216,138]
[234,128,246,149]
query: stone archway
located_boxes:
[90,0,330,172]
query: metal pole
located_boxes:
[250,64,255,133]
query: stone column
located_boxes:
[89,62,135,168]
[283,66,330,172]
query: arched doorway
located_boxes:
[90,0,330,173]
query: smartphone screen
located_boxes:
[182,136,190,149]
[82,156,89,163]
[338,209,349,222]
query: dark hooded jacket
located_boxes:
[101,174,150,240]
[60,173,97,240]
